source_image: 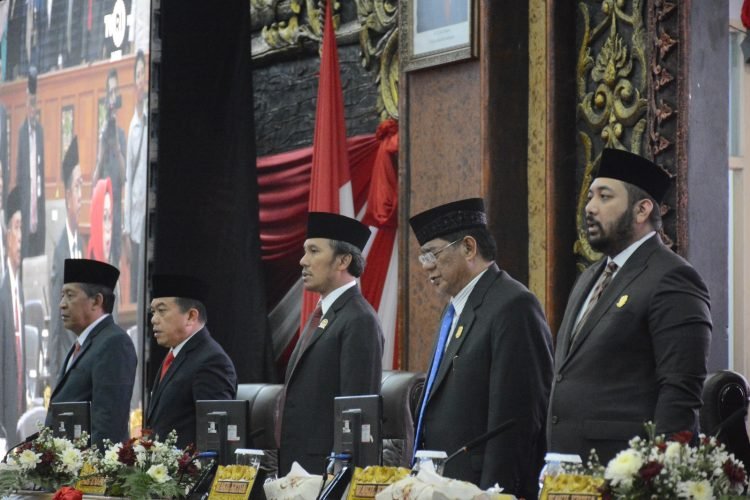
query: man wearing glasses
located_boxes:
[409,198,553,500]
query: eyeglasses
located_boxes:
[418,239,461,266]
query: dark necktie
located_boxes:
[571,261,619,343]
[160,351,175,381]
[413,303,455,461]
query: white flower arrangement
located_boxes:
[563,423,748,499]
[0,426,92,493]
[0,427,201,500]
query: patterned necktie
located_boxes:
[296,303,323,359]
[571,261,619,343]
[413,303,456,461]
[160,351,175,381]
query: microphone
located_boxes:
[444,420,516,465]
[3,432,41,463]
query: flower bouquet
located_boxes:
[0,426,90,494]
[89,430,201,499]
[560,423,748,499]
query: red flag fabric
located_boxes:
[302,0,354,328]
[743,0,750,30]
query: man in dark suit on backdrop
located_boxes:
[145,274,237,448]
[547,148,712,464]
[409,198,553,499]
[279,212,384,475]
[48,137,84,388]
[16,66,46,258]
[1,188,24,442]
[45,258,136,446]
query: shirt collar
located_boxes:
[450,266,490,319]
[610,231,656,270]
[77,314,110,347]
[171,327,202,358]
[321,279,357,315]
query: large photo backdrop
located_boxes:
[0,0,150,453]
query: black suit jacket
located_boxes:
[418,264,553,499]
[145,327,237,449]
[45,315,136,446]
[280,285,384,475]
[16,117,46,258]
[547,234,712,463]
[0,270,24,439]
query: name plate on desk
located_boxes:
[208,465,256,500]
[540,474,604,500]
[347,466,410,500]
[75,463,107,494]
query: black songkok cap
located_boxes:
[62,136,79,188]
[28,66,38,95]
[64,259,120,289]
[306,212,371,251]
[152,274,208,303]
[5,187,21,225]
[409,198,487,246]
[596,148,671,204]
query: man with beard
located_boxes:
[547,148,712,464]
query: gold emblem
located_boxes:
[319,319,329,329]
[455,326,463,339]
[616,295,629,308]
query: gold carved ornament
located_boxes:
[575,0,647,268]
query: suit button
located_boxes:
[551,416,559,424]
[556,374,563,382]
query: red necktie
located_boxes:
[160,351,175,381]
[66,341,81,372]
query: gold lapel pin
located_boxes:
[319,318,329,329]
[616,295,629,308]
[455,326,463,339]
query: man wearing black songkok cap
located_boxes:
[547,148,712,464]
[16,66,46,257]
[279,212,384,475]
[145,274,237,449]
[409,198,552,499]
[45,259,136,447]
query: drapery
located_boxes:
[257,120,400,368]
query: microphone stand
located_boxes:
[444,419,516,466]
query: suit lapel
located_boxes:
[562,235,660,366]
[428,265,499,402]
[286,286,358,384]
[51,316,113,398]
[147,328,206,419]
[556,261,604,362]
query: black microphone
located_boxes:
[3,432,41,463]
[444,420,516,465]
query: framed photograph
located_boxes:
[61,105,74,154]
[402,0,477,72]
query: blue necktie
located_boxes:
[413,304,456,462]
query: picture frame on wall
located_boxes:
[61,105,74,154]
[402,0,477,72]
